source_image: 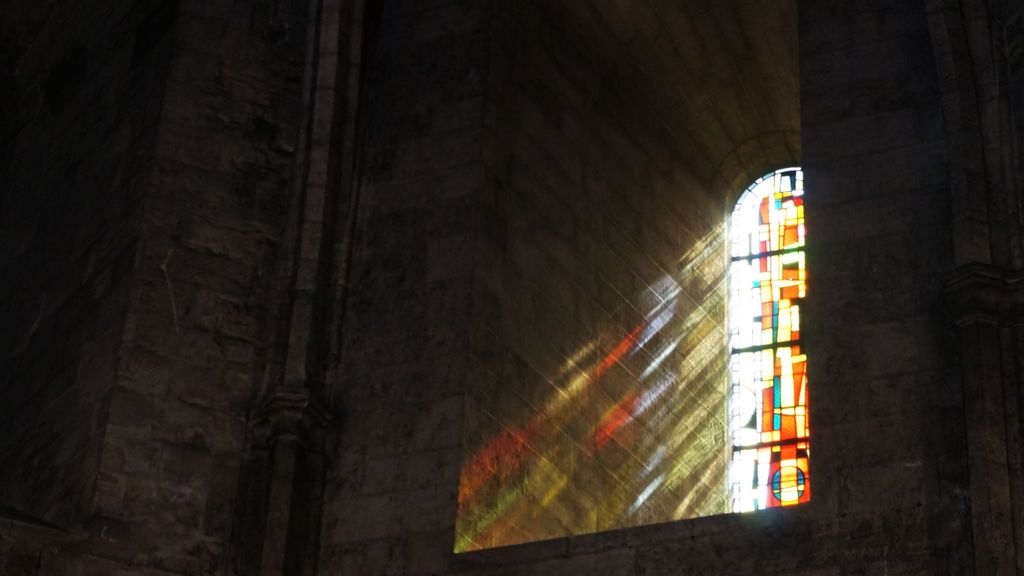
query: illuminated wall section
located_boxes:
[455,228,731,552]
[453,169,810,552]
[728,168,810,511]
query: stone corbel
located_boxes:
[251,386,334,450]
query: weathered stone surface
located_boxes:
[1,0,1021,573]
[0,0,172,534]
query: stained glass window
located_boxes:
[729,167,810,512]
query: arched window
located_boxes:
[728,168,811,511]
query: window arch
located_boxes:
[728,167,811,511]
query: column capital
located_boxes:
[943,262,1024,326]
[251,386,334,447]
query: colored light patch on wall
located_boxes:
[728,167,810,513]
[455,226,732,552]
[454,169,809,551]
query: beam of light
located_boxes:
[627,473,666,516]
[670,227,727,327]
[634,370,678,419]
[642,361,728,452]
[544,321,646,425]
[643,446,669,474]
[457,420,540,507]
[631,303,676,354]
[540,471,570,507]
[556,341,599,378]
[547,369,593,414]
[647,274,683,306]
[592,323,645,381]
[672,453,727,520]
[663,396,727,489]
[458,322,646,508]
[632,328,722,437]
[455,480,526,552]
[677,223,723,271]
[591,391,640,452]
[455,221,734,551]
[639,337,681,381]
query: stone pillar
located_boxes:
[930,0,1024,571]
[232,0,373,573]
[944,265,1023,574]
[252,388,332,576]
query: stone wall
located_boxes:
[1,0,309,573]
[459,0,743,551]
[800,0,971,570]
[0,0,174,533]
[0,0,1013,574]
[87,0,308,572]
[445,0,968,572]
[316,1,492,573]
[444,0,971,572]
[1006,2,1024,195]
